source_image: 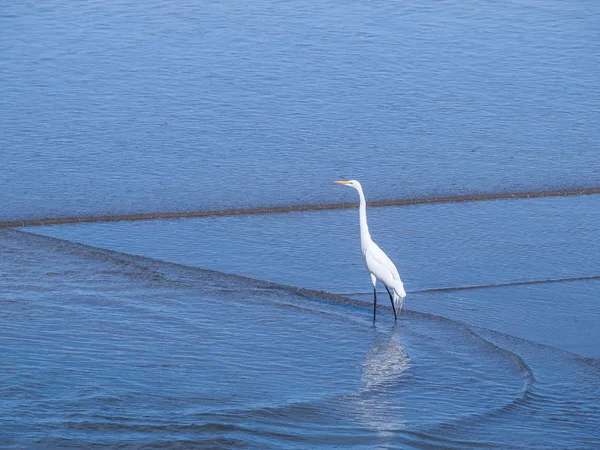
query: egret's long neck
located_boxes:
[356,185,371,248]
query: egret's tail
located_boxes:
[393,292,406,315]
[393,282,407,315]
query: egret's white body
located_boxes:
[335,180,406,321]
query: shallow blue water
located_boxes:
[29,193,600,360]
[2,228,599,448]
[30,194,600,293]
[2,0,600,448]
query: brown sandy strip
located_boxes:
[2,186,600,228]
[410,275,600,294]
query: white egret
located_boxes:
[334,180,406,321]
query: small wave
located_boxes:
[411,275,600,293]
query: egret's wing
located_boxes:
[365,242,401,287]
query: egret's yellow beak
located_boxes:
[334,180,350,185]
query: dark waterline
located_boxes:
[3,187,600,228]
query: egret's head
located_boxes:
[334,180,361,190]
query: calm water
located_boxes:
[2,0,599,221]
[2,0,600,448]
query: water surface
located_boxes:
[2,0,600,447]
[2,0,599,221]
[2,228,599,448]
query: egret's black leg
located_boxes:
[385,286,398,321]
[373,287,377,322]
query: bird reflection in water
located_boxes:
[349,324,411,435]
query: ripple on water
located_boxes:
[1,229,598,448]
